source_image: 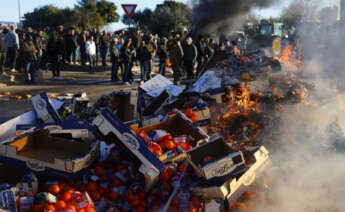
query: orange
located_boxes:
[45,204,55,211]
[48,184,60,195]
[87,181,97,193]
[85,207,96,212]
[108,191,120,201]
[61,192,72,202]
[66,204,76,210]
[55,200,67,209]
[78,209,85,212]
[32,203,44,212]
[90,191,101,202]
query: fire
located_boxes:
[279,39,303,69]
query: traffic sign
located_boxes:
[122,4,137,19]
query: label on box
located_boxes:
[93,109,165,173]
[0,189,17,212]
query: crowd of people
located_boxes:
[0,24,244,84]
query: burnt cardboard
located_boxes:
[31,92,62,123]
[0,129,99,179]
[187,137,246,184]
[92,109,165,190]
[142,90,170,116]
[111,90,138,122]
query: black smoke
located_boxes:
[191,0,279,35]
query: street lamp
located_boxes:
[18,0,21,24]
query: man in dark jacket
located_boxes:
[196,36,207,76]
[65,28,78,64]
[77,29,87,66]
[110,38,120,82]
[35,29,47,71]
[158,37,168,76]
[168,37,184,85]
[0,27,8,77]
[137,40,152,81]
[183,37,198,80]
[100,30,110,67]
[22,34,37,82]
[121,38,135,84]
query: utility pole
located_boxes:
[18,0,21,24]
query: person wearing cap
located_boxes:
[158,37,169,76]
[110,38,120,82]
[183,37,198,80]
[0,26,8,77]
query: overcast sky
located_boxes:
[0,0,339,30]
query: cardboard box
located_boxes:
[0,188,17,212]
[225,146,271,207]
[111,90,138,122]
[191,146,270,201]
[131,112,209,147]
[0,129,99,179]
[194,108,211,127]
[92,109,165,190]
[187,137,247,184]
[31,92,62,123]
[0,99,63,141]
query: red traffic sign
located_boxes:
[122,4,137,19]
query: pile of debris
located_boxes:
[0,49,312,212]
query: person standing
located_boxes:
[110,38,120,82]
[183,37,198,80]
[5,25,19,73]
[91,28,100,65]
[34,29,47,72]
[168,37,184,85]
[100,30,110,67]
[77,29,87,66]
[22,34,37,83]
[47,31,63,79]
[0,27,8,77]
[85,36,96,74]
[157,37,168,76]
[65,28,78,64]
[196,36,206,76]
[121,38,135,85]
[137,40,151,81]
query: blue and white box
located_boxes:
[92,109,165,190]
[31,92,62,123]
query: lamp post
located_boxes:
[18,0,21,24]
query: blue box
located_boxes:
[31,92,62,123]
[93,109,165,190]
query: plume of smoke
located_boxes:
[191,0,280,35]
[253,4,345,211]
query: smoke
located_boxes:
[253,6,345,211]
[191,0,281,35]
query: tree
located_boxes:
[76,0,119,27]
[22,0,119,30]
[122,1,192,36]
[23,5,67,29]
[151,1,192,36]
[122,9,153,33]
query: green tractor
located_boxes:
[246,21,287,56]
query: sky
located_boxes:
[0,0,339,30]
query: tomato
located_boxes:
[55,200,67,210]
[187,205,197,212]
[94,166,106,177]
[113,177,122,187]
[85,207,96,212]
[87,181,97,193]
[178,164,186,173]
[109,191,121,201]
[90,191,101,202]
[32,203,44,212]
[44,204,55,212]
[61,192,72,202]
[149,142,163,156]
[163,140,176,150]
[48,184,60,195]
[160,167,174,182]
[191,196,201,207]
